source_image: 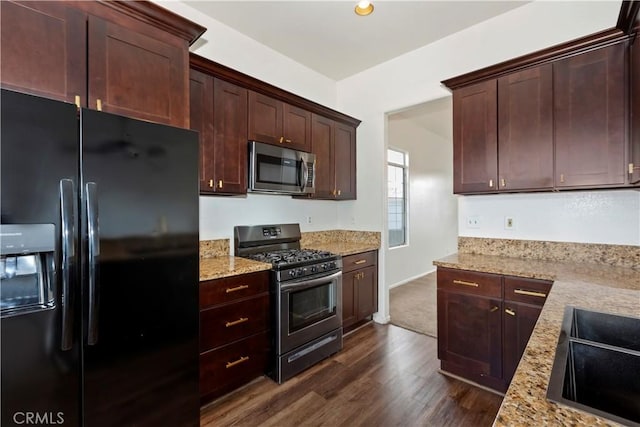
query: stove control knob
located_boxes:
[310,266,318,273]
[297,268,304,276]
[320,263,327,270]
[288,270,296,277]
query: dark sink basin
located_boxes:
[547,307,640,427]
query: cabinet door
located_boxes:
[189,69,215,193]
[334,122,357,200]
[453,80,498,193]
[341,270,357,328]
[310,114,336,199]
[0,1,86,104]
[502,301,542,383]
[212,78,248,194]
[283,104,311,152]
[248,91,282,144]
[437,290,502,379]
[355,266,378,320]
[631,35,640,185]
[554,43,626,188]
[498,64,553,190]
[88,15,188,127]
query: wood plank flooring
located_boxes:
[200,323,503,427]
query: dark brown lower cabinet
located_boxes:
[199,271,270,404]
[342,251,378,333]
[437,267,552,393]
[502,301,543,381]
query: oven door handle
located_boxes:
[281,271,342,292]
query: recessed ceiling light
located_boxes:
[355,0,374,16]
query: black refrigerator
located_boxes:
[0,89,200,426]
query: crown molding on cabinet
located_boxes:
[617,0,640,34]
[190,53,361,128]
[441,28,631,90]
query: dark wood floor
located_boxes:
[200,323,503,426]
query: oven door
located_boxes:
[278,270,341,354]
[249,141,315,194]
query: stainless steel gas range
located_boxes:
[234,224,342,383]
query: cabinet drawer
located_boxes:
[200,294,270,352]
[200,331,270,402]
[437,267,502,298]
[200,271,269,309]
[342,251,377,273]
[504,276,552,305]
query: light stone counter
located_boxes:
[433,253,640,426]
[304,241,379,256]
[199,256,271,282]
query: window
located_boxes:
[387,148,408,248]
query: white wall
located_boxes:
[157,1,342,241]
[459,191,640,245]
[336,1,626,323]
[386,101,458,287]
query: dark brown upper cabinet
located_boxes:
[190,70,248,195]
[554,43,627,188]
[334,122,357,200]
[452,80,498,194]
[445,27,636,194]
[306,115,357,200]
[498,64,553,191]
[1,0,204,128]
[248,91,311,152]
[1,1,86,104]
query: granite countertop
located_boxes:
[433,253,640,426]
[199,256,271,281]
[304,242,379,256]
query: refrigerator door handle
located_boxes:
[60,179,75,351]
[86,182,100,346]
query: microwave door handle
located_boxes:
[300,155,308,192]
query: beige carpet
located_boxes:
[389,271,437,338]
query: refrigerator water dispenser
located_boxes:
[0,224,55,316]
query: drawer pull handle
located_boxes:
[514,289,547,298]
[226,285,249,293]
[226,356,249,369]
[505,308,516,316]
[490,306,499,313]
[354,260,367,265]
[225,317,249,327]
[453,279,479,287]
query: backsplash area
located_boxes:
[301,230,381,247]
[200,239,229,258]
[458,237,639,270]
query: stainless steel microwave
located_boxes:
[248,141,315,195]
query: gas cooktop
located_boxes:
[246,248,337,267]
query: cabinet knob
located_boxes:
[96,99,102,111]
[490,306,499,313]
[505,308,516,316]
[489,179,494,188]
[285,138,292,143]
[337,190,341,196]
[74,95,81,108]
[279,136,284,143]
[209,179,214,188]
[500,178,506,187]
[560,174,565,183]
[218,180,223,188]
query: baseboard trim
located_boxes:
[437,369,505,397]
[388,268,436,290]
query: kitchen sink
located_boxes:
[547,307,640,427]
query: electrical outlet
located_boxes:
[306,216,312,224]
[505,216,515,230]
[467,216,481,229]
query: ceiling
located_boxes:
[185,1,530,80]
